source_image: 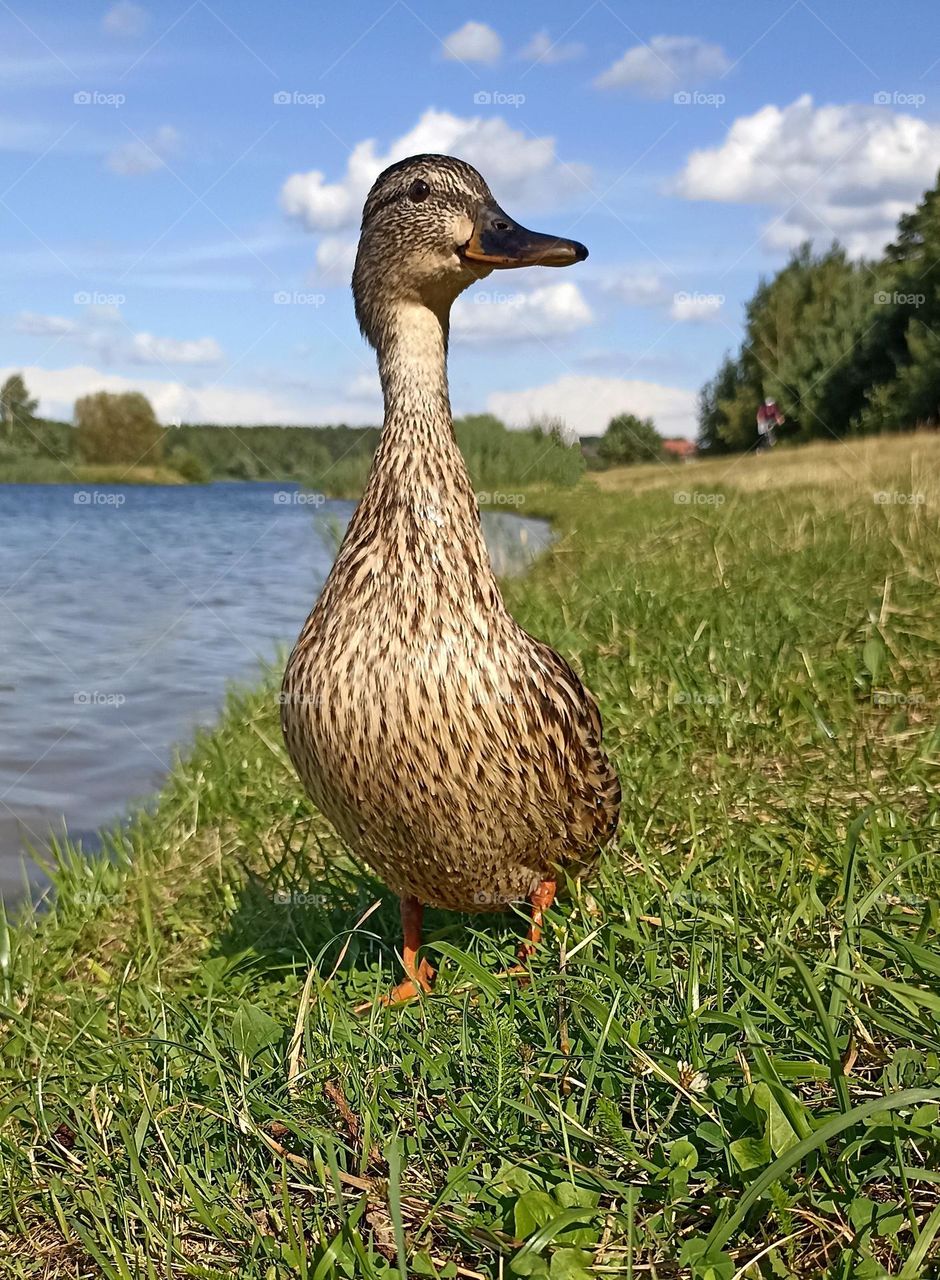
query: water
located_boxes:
[0,482,552,894]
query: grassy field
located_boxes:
[2,434,940,1278]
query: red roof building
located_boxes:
[662,437,698,461]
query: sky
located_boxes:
[2,0,938,440]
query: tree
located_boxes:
[859,320,940,431]
[598,413,663,466]
[856,170,940,431]
[74,391,164,465]
[1,373,38,442]
[696,242,899,448]
[698,353,753,452]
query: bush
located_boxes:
[598,413,663,466]
[454,414,585,490]
[74,391,164,465]
[166,447,210,483]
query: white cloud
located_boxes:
[129,333,224,366]
[313,235,358,284]
[0,364,334,426]
[280,108,588,233]
[14,311,78,337]
[452,281,592,343]
[520,31,585,65]
[601,268,668,306]
[669,292,724,322]
[595,35,729,97]
[442,21,502,64]
[107,124,179,176]
[13,308,223,367]
[102,1,149,36]
[675,95,940,258]
[488,374,697,438]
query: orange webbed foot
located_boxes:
[354,895,434,1013]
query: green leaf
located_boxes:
[680,1237,736,1280]
[555,1184,599,1210]
[863,637,885,680]
[549,1248,594,1280]
[514,1191,558,1239]
[509,1254,550,1278]
[230,1001,283,1057]
[730,1135,770,1171]
[750,1082,802,1157]
[669,1138,699,1170]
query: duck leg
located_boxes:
[517,877,557,963]
[361,894,435,1009]
[496,877,557,980]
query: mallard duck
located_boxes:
[281,154,620,1003]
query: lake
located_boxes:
[0,482,551,895]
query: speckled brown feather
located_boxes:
[281,154,619,913]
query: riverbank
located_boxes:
[2,435,940,1277]
[0,460,190,485]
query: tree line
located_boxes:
[0,383,586,493]
[1,370,690,483]
[699,171,940,451]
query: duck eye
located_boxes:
[408,178,430,203]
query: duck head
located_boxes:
[352,153,588,348]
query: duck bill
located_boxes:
[461,201,588,269]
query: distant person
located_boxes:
[756,397,784,450]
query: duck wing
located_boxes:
[521,632,621,859]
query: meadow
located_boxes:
[1,433,939,1278]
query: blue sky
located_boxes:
[2,0,938,438]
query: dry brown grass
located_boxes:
[591,431,940,503]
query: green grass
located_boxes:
[2,434,940,1278]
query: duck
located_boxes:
[281,154,620,1004]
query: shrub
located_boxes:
[74,391,164,465]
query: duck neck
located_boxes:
[349,298,498,597]
[377,302,454,453]
[366,301,474,510]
